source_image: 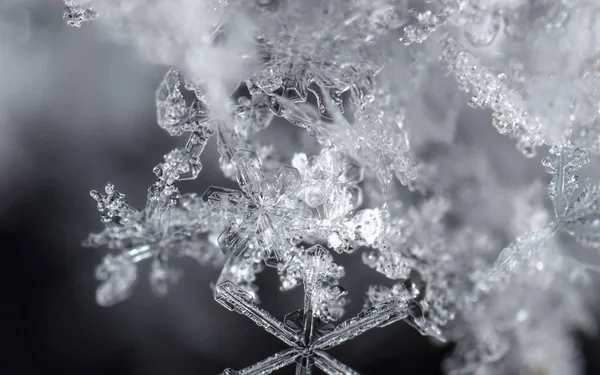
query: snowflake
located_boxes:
[85,184,224,306]
[215,245,432,375]
[85,113,217,305]
[203,150,314,265]
[249,0,404,111]
[485,141,600,290]
[64,1,600,373]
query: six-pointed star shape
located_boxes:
[215,246,413,375]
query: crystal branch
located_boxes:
[222,348,299,375]
[314,297,409,350]
[439,36,547,156]
[215,280,301,347]
[314,351,362,375]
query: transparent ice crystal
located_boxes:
[248,0,405,107]
[215,244,440,375]
[485,140,600,291]
[68,1,600,374]
[278,82,416,187]
[292,148,364,216]
[85,184,224,305]
[204,150,313,266]
[156,67,211,136]
[439,36,547,156]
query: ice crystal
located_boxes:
[63,0,98,28]
[400,0,462,45]
[155,67,210,136]
[85,91,222,305]
[85,184,224,305]
[278,84,416,187]
[249,0,405,106]
[485,140,600,291]
[216,245,439,375]
[292,148,364,214]
[204,151,314,266]
[439,36,547,156]
[68,1,600,374]
[543,142,600,247]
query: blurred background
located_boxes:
[1,1,599,374]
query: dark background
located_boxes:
[1,1,599,374]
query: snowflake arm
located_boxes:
[218,244,416,374]
[476,144,600,292]
[562,184,600,247]
[203,186,245,214]
[88,182,139,226]
[365,282,448,342]
[542,142,600,247]
[439,36,546,155]
[314,297,408,350]
[400,0,463,45]
[214,280,300,347]
[86,181,222,304]
[155,67,211,136]
[278,245,348,322]
[147,129,214,218]
[221,348,299,375]
[314,351,362,375]
[233,150,267,202]
[482,225,557,291]
[542,142,591,219]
